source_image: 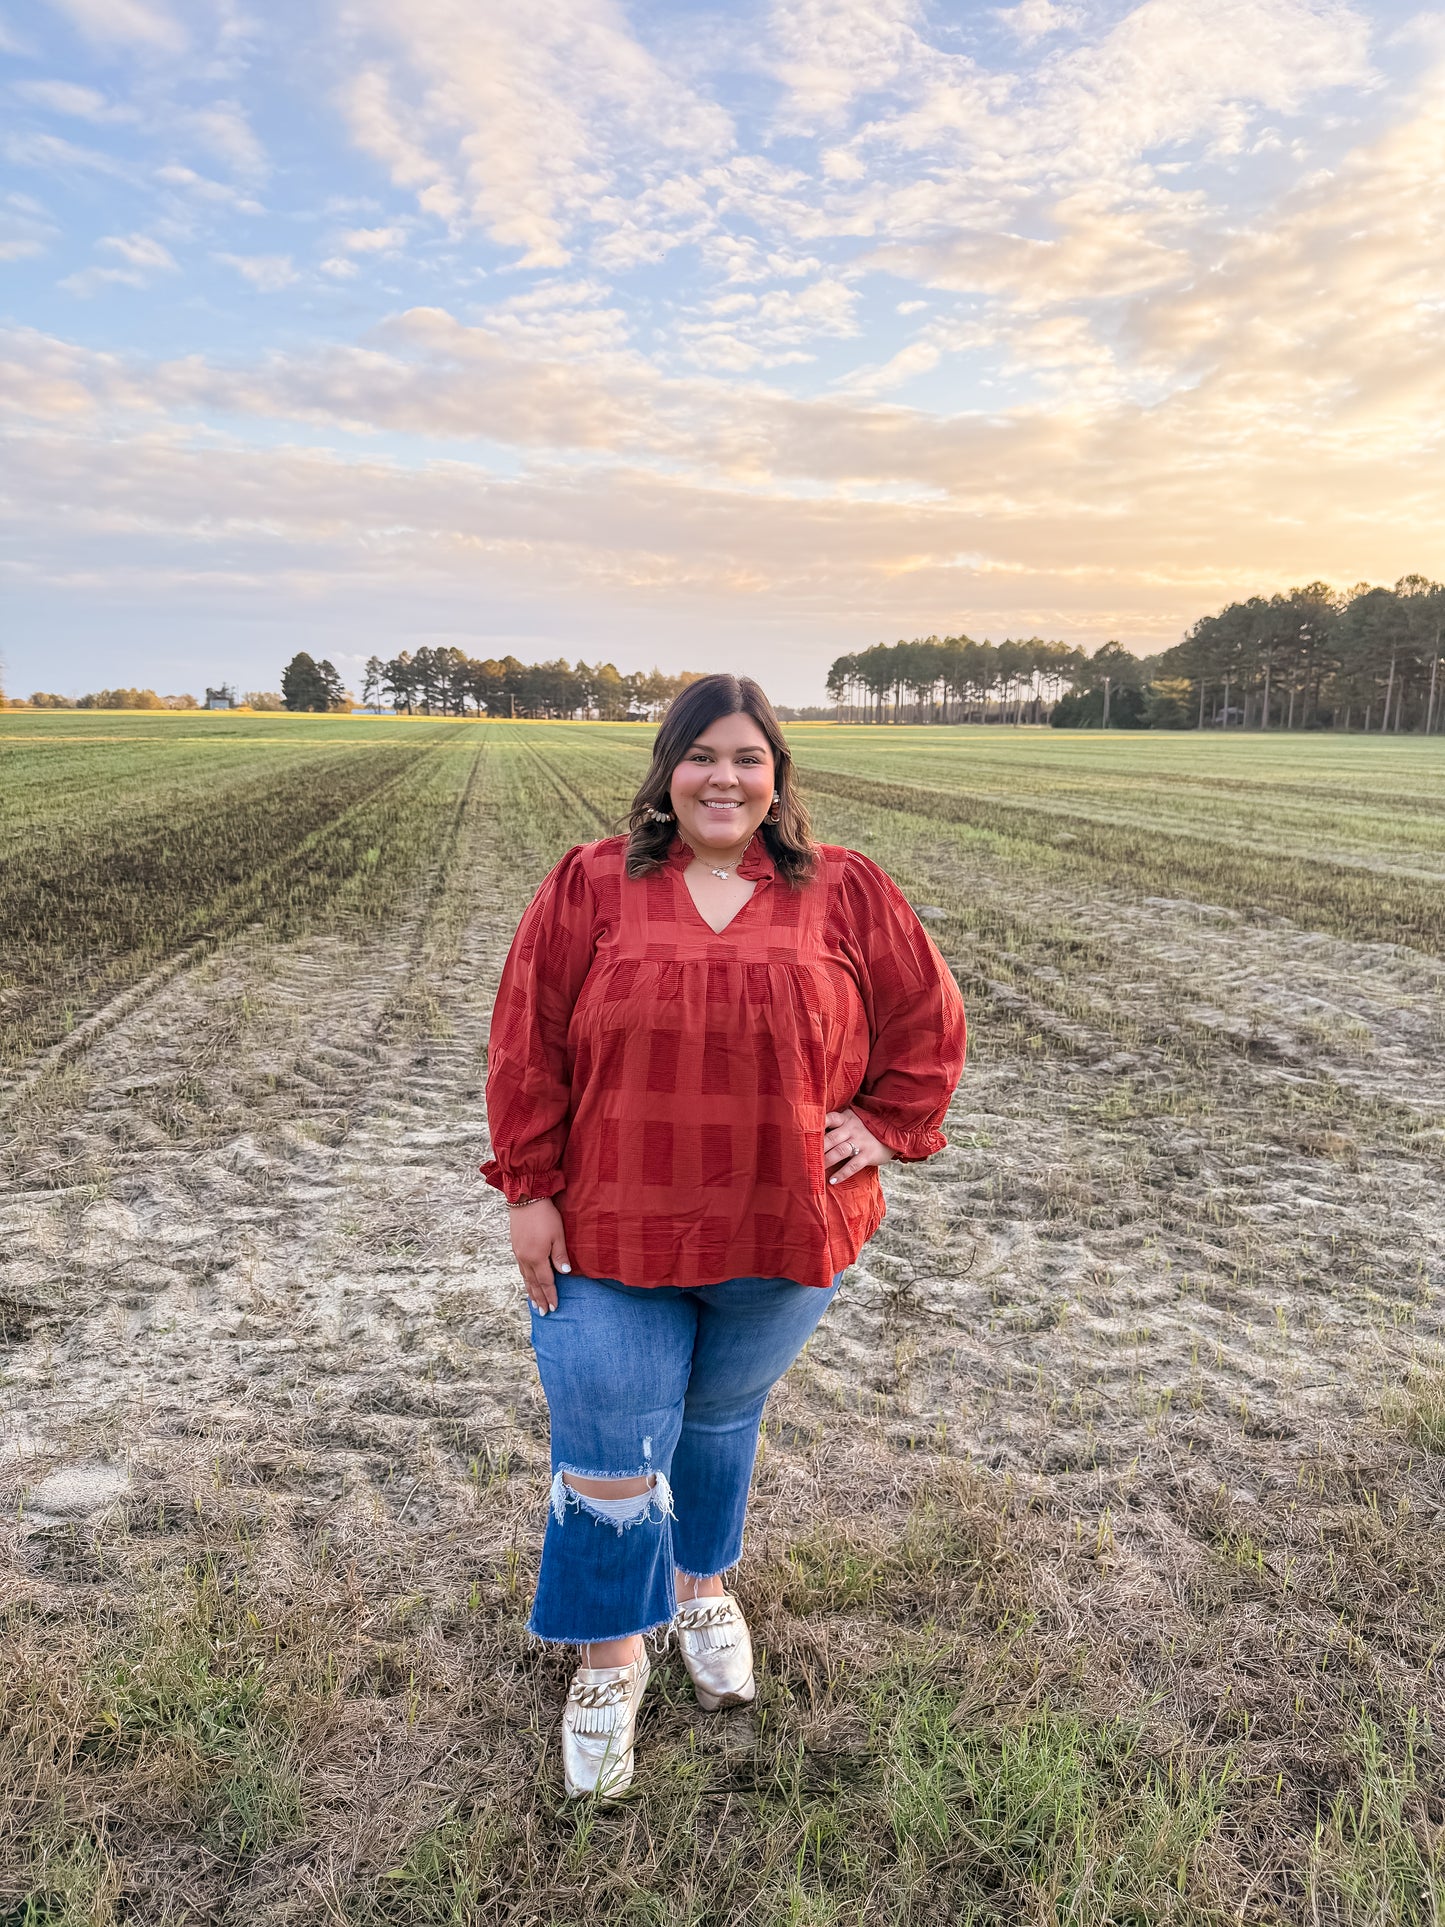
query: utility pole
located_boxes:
[1102,675,1111,728]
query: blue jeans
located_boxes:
[527,1272,841,1645]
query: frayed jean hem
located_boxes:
[674,1556,742,1583]
[524,1614,676,1650]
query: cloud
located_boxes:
[5,129,126,175]
[59,230,179,294]
[12,78,134,119]
[47,0,185,54]
[339,0,732,266]
[768,0,934,130]
[337,224,408,253]
[8,33,1443,654]
[100,231,178,270]
[3,0,1437,690]
[677,276,861,370]
[184,103,266,177]
[340,69,461,226]
[868,192,1196,309]
[0,190,56,261]
[215,252,298,291]
[996,0,1082,42]
[154,163,264,213]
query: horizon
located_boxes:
[3,0,1443,706]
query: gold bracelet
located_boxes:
[506,1196,544,1209]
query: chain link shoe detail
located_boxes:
[674,1594,756,1711]
[561,1651,651,1800]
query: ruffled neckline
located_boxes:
[667,830,775,881]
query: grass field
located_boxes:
[1,714,1443,1924]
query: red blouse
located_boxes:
[481,833,967,1290]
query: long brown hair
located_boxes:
[623,674,817,886]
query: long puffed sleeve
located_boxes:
[835,851,967,1161]
[480,846,598,1203]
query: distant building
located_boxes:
[204,685,237,710]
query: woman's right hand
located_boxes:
[509,1199,571,1314]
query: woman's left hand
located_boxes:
[823,1107,896,1185]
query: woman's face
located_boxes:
[668,711,776,854]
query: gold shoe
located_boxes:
[561,1652,651,1800]
[674,1593,756,1712]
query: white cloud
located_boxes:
[0,190,56,261]
[677,276,861,370]
[47,0,185,54]
[319,256,359,279]
[13,78,132,119]
[768,0,933,129]
[5,129,126,174]
[154,163,264,213]
[996,0,1083,43]
[184,102,266,177]
[59,267,147,295]
[339,0,732,267]
[215,252,298,291]
[100,231,178,270]
[338,224,408,253]
[58,230,178,296]
[340,69,461,226]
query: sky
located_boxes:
[1,0,1442,705]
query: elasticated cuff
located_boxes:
[478,1159,566,1203]
[849,1105,946,1163]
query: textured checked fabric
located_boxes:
[480,833,967,1291]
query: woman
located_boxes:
[482,674,966,1799]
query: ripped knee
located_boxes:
[549,1440,674,1532]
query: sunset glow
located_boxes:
[2,0,1441,701]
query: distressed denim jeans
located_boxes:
[527,1271,841,1645]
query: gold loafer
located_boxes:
[562,1651,652,1800]
[674,1593,756,1711]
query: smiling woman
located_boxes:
[479,673,968,1799]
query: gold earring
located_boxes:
[645,805,674,823]
[765,789,781,824]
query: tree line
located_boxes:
[826,577,1445,729]
[826,637,1084,724]
[23,688,200,709]
[1155,577,1445,732]
[11,575,1441,730]
[351,650,706,719]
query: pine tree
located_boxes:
[281,653,333,712]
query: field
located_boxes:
[2,712,1443,1925]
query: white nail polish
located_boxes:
[558,1263,571,1273]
